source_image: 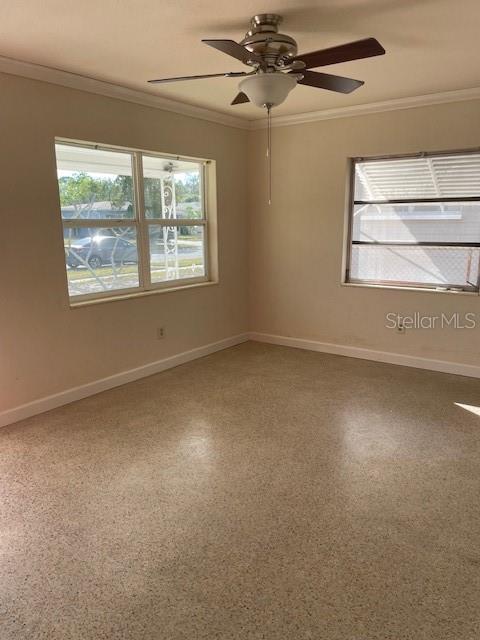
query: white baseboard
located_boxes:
[4,331,477,429]
[248,332,480,379]
[0,333,249,428]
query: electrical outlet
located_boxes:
[157,326,166,340]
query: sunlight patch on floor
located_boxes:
[455,403,480,417]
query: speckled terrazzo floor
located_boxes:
[1,341,480,639]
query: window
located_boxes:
[55,140,214,302]
[345,150,480,292]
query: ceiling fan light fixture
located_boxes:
[239,72,296,108]
[147,16,385,207]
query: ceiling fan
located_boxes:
[148,13,385,110]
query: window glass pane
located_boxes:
[352,203,480,243]
[55,144,135,220]
[64,227,139,296]
[350,245,480,288]
[143,155,203,219]
[355,153,480,201]
[149,225,205,283]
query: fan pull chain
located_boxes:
[266,104,272,205]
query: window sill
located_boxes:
[69,279,218,308]
[341,281,479,296]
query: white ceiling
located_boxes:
[1,0,480,121]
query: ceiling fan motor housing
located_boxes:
[240,14,298,67]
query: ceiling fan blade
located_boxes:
[231,91,250,105]
[202,39,262,65]
[294,38,385,69]
[148,71,247,84]
[295,70,364,94]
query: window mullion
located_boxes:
[200,163,208,280]
[62,219,133,228]
[133,151,151,291]
[145,219,206,226]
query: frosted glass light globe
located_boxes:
[239,72,297,108]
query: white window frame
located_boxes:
[55,138,217,305]
[344,148,480,294]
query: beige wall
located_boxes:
[2,73,480,415]
[248,99,480,366]
[0,73,248,411]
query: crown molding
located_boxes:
[0,55,250,130]
[249,86,480,129]
[1,54,479,132]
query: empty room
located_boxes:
[1,1,480,638]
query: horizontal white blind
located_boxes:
[355,153,480,201]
